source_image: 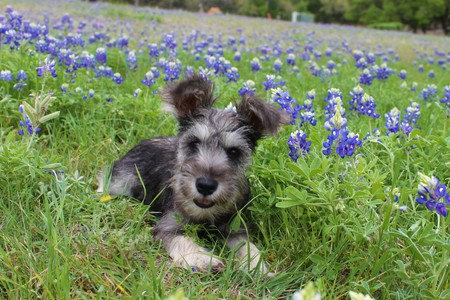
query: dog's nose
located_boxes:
[196,177,218,196]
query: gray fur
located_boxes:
[101,74,284,275]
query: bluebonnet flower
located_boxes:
[349,85,364,112]
[373,63,394,81]
[398,69,407,80]
[322,103,362,158]
[126,50,138,70]
[198,67,213,81]
[404,102,420,125]
[262,74,277,90]
[355,58,367,69]
[250,57,261,72]
[411,82,418,92]
[286,53,296,66]
[357,93,380,118]
[95,47,107,64]
[234,52,241,62]
[225,67,239,83]
[18,104,41,136]
[352,49,364,62]
[113,73,124,84]
[148,43,159,58]
[299,109,317,126]
[421,84,437,101]
[163,59,182,82]
[0,70,14,81]
[416,172,450,217]
[400,120,413,136]
[61,83,69,93]
[306,89,316,100]
[359,68,373,85]
[238,80,256,97]
[184,66,195,78]
[95,66,114,78]
[287,130,311,162]
[36,57,57,77]
[385,107,400,135]
[117,36,129,49]
[162,33,177,51]
[79,51,96,68]
[418,65,424,73]
[366,52,376,64]
[88,89,95,98]
[439,85,450,108]
[271,87,295,112]
[133,88,142,98]
[273,59,282,72]
[428,70,435,79]
[141,70,156,87]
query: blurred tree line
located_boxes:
[97,0,449,34]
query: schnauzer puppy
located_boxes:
[98,74,285,274]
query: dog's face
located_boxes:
[161,75,286,222]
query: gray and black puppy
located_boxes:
[98,74,285,274]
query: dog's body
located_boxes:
[98,74,284,274]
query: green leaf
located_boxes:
[276,186,307,208]
[38,111,60,124]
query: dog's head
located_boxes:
[161,74,286,222]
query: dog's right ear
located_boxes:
[161,74,215,119]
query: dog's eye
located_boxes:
[187,138,200,152]
[226,147,241,160]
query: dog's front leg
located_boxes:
[226,232,273,276]
[154,213,224,272]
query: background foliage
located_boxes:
[98,0,450,34]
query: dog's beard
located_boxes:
[172,170,247,223]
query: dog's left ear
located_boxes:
[237,94,289,137]
[161,74,215,119]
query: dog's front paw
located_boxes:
[174,252,225,272]
[167,235,224,272]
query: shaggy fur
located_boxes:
[98,74,285,274]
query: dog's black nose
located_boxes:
[196,177,218,196]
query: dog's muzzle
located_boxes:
[194,177,217,208]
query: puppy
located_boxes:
[98,74,284,274]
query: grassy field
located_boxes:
[0,0,449,299]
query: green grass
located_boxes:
[1,0,449,299]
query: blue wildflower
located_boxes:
[141,71,156,87]
[238,80,256,97]
[148,43,159,58]
[398,69,407,80]
[163,59,182,82]
[359,68,373,85]
[225,67,240,83]
[262,75,277,90]
[113,73,124,84]
[0,70,14,81]
[385,107,400,135]
[287,130,311,162]
[416,173,449,217]
[234,51,241,62]
[36,57,57,77]
[18,104,41,136]
[273,59,282,72]
[133,88,142,98]
[126,50,138,70]
[95,47,107,64]
[440,85,450,108]
[286,53,296,66]
[250,57,261,72]
[421,84,437,101]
